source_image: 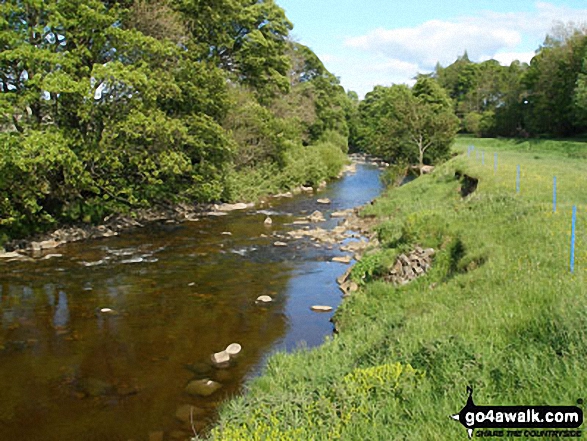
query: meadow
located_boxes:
[207,136,587,440]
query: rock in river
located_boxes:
[175,404,206,424]
[256,295,273,303]
[307,210,326,223]
[185,379,221,397]
[211,350,230,368]
[317,198,331,204]
[332,255,353,264]
[311,305,333,313]
[225,343,242,358]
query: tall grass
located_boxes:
[209,136,587,440]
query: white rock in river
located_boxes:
[273,241,287,247]
[256,295,273,303]
[311,305,333,312]
[317,198,331,204]
[225,343,242,357]
[264,216,273,225]
[211,350,230,368]
[332,255,353,264]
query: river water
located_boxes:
[0,163,382,441]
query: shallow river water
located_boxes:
[0,163,382,441]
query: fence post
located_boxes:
[553,176,557,213]
[571,205,577,273]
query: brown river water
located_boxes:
[0,163,382,441]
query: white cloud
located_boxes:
[346,20,521,69]
[337,1,587,96]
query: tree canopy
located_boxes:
[0,0,354,242]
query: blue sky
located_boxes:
[277,0,587,97]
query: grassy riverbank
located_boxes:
[207,136,587,440]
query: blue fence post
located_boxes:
[571,205,577,273]
[516,165,520,193]
[494,153,497,172]
[553,176,557,213]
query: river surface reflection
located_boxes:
[0,163,382,441]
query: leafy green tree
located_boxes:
[356,79,458,170]
[524,25,587,136]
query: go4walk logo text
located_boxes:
[451,387,583,438]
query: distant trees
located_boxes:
[354,78,458,170]
[432,24,587,138]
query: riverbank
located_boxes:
[207,137,587,440]
[0,155,386,260]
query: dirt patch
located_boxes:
[455,171,478,197]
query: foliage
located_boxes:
[210,136,587,439]
[0,0,354,243]
[355,78,458,170]
[432,24,587,138]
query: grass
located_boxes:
[207,136,587,440]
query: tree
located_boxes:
[356,79,458,170]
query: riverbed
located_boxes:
[0,162,383,441]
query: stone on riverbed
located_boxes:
[211,350,230,368]
[317,198,331,204]
[273,241,287,247]
[175,404,206,424]
[225,343,242,358]
[307,210,326,222]
[185,379,221,397]
[256,295,273,303]
[215,202,253,212]
[264,216,272,226]
[311,305,333,312]
[332,255,353,264]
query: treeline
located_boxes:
[434,24,587,138]
[350,24,587,169]
[0,0,352,242]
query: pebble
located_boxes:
[311,305,333,312]
[225,343,242,357]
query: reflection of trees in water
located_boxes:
[0,249,291,440]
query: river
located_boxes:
[0,162,383,441]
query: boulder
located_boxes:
[332,255,352,264]
[211,350,230,368]
[175,405,206,424]
[317,198,331,205]
[256,295,273,303]
[311,305,333,312]
[215,202,252,212]
[225,343,242,358]
[307,210,326,223]
[264,216,273,226]
[273,241,287,247]
[185,379,221,397]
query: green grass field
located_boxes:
[207,136,587,440]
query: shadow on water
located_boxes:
[0,163,383,440]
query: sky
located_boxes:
[277,0,587,98]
